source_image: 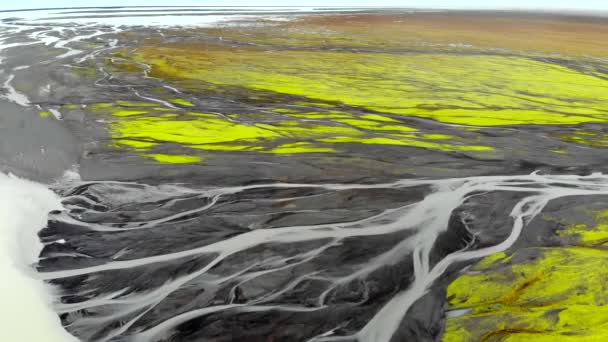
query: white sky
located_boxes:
[1,1,608,11]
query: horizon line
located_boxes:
[2,6,608,15]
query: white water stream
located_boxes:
[32,172,608,341]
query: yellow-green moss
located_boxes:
[318,136,494,152]
[91,101,491,160]
[170,98,195,107]
[270,142,338,154]
[113,110,151,117]
[143,154,203,164]
[559,130,608,148]
[115,101,157,107]
[132,49,608,127]
[445,247,608,341]
[557,209,608,245]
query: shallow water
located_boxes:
[1,7,608,342]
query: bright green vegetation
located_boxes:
[93,43,608,163]
[94,22,608,167]
[554,209,608,246]
[91,37,608,164]
[445,247,608,342]
[89,101,493,163]
[558,130,608,148]
[444,207,608,341]
[133,48,608,126]
[170,98,195,107]
[143,154,203,164]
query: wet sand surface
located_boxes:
[1,8,608,342]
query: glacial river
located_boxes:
[1,7,608,342]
